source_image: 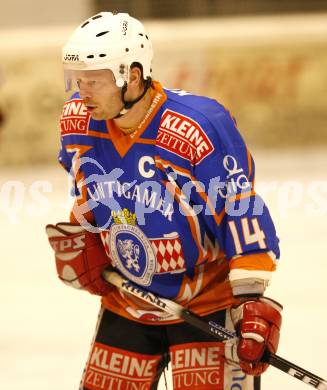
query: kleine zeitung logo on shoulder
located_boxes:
[60,99,91,135]
[157,109,214,165]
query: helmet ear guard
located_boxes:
[115,63,153,118]
[62,12,153,91]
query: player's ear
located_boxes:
[129,66,142,87]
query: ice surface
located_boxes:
[0,149,326,389]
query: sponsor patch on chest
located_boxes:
[60,98,91,135]
[157,109,214,164]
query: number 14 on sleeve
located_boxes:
[228,218,267,255]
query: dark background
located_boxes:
[94,0,327,19]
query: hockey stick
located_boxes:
[103,270,327,390]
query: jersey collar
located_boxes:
[106,81,167,158]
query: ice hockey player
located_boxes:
[46,12,282,390]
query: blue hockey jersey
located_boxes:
[58,81,279,324]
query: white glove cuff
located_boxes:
[229,269,272,296]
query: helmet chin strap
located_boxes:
[114,78,152,119]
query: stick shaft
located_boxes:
[103,270,327,389]
[104,271,235,341]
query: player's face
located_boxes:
[73,69,123,120]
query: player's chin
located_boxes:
[90,111,106,120]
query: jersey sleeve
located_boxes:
[58,138,72,173]
[192,109,279,296]
[57,97,95,225]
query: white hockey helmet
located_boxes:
[62,12,153,90]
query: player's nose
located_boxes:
[79,87,93,100]
[78,81,93,99]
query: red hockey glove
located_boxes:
[46,222,112,296]
[231,297,282,376]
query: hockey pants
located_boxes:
[80,307,261,390]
